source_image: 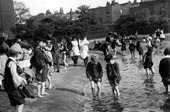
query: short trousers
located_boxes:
[7,89,25,106]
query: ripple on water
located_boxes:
[82,52,170,112]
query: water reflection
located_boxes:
[90,98,124,112]
[84,51,168,112]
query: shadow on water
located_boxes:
[56,88,85,96]
[144,78,155,91]
[85,98,124,112]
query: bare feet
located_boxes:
[41,92,48,95]
[37,94,44,98]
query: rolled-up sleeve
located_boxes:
[9,61,23,88]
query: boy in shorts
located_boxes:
[86,54,103,100]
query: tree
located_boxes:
[76,5,90,21]
[14,1,31,24]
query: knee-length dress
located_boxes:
[143,52,153,69]
[71,40,80,56]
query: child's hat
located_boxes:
[104,53,113,62]
[164,47,170,55]
[10,43,23,53]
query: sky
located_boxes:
[14,0,139,15]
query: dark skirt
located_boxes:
[7,88,25,106]
[121,45,126,51]
[138,49,144,55]
[36,65,48,82]
[143,60,153,69]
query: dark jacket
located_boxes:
[106,62,121,85]
[31,47,49,71]
[86,61,103,81]
[159,57,170,78]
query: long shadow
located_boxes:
[91,99,124,112]
[56,87,85,96]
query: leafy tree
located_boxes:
[14,1,31,24]
[76,5,90,18]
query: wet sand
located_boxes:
[1,40,170,112]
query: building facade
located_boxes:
[87,0,133,25]
[129,0,170,17]
[0,0,15,38]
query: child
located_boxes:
[60,38,69,69]
[143,46,154,79]
[105,53,121,99]
[3,44,27,112]
[136,41,144,61]
[86,54,103,100]
[159,47,170,94]
[121,37,126,56]
[129,40,136,59]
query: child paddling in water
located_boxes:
[86,54,103,100]
[105,53,121,99]
[143,46,155,79]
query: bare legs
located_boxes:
[90,81,101,100]
[46,74,52,90]
[63,53,68,69]
[112,85,120,99]
[145,67,155,79]
[37,82,48,97]
[11,104,24,112]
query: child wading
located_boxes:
[105,53,121,99]
[86,54,103,100]
[159,47,170,94]
[129,40,136,59]
[143,46,155,79]
[136,41,144,61]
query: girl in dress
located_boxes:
[136,41,144,61]
[121,37,126,56]
[71,36,80,66]
[60,38,69,69]
[143,46,155,79]
[129,40,136,59]
[79,36,89,66]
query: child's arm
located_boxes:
[9,61,27,88]
[86,62,92,80]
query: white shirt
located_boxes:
[8,57,24,88]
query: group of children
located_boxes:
[1,30,170,112]
[86,53,121,100]
[85,32,170,101]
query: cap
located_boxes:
[164,47,170,55]
[10,43,23,53]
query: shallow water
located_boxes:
[83,50,170,112]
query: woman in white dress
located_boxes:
[71,36,80,66]
[79,36,89,66]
